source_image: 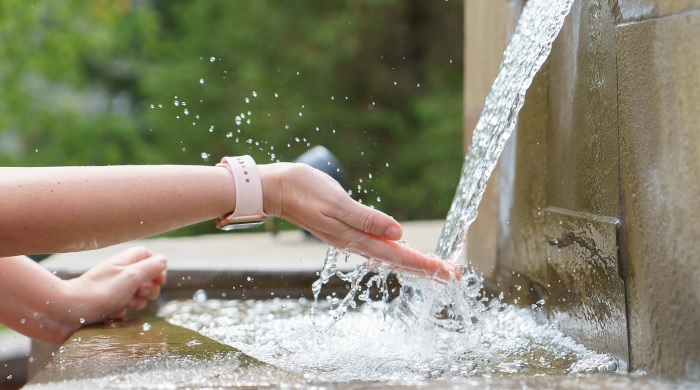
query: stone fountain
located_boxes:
[16,0,700,388]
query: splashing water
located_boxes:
[312,0,578,339]
[162,297,616,382]
[161,0,619,382]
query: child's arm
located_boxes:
[0,246,166,344]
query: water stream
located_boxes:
[162,0,621,383]
[436,0,574,262]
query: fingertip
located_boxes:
[147,254,168,272]
[149,285,162,300]
[454,264,463,280]
[152,254,167,265]
[154,269,167,286]
[441,262,462,281]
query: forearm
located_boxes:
[0,165,235,256]
[0,256,75,342]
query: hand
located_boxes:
[258,163,459,279]
[65,246,167,323]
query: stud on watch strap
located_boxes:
[215,155,267,230]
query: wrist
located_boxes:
[257,162,287,218]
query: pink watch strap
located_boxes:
[216,155,266,228]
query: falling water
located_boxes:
[436,0,575,261]
[161,0,622,383]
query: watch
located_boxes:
[215,155,267,230]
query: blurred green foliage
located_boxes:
[0,0,464,236]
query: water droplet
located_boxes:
[201,152,210,162]
[79,318,86,324]
[199,78,204,84]
[193,289,207,303]
[209,56,216,62]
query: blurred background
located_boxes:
[0,0,464,236]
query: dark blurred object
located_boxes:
[266,146,346,239]
[28,254,50,262]
[294,145,346,188]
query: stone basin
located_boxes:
[21,221,696,389]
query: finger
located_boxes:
[329,231,459,279]
[115,255,168,292]
[136,284,161,300]
[127,297,148,311]
[106,246,154,266]
[370,241,459,280]
[331,201,403,241]
[152,268,167,286]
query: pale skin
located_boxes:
[0,162,458,344]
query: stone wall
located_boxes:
[615,1,700,374]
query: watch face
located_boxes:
[219,220,266,231]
